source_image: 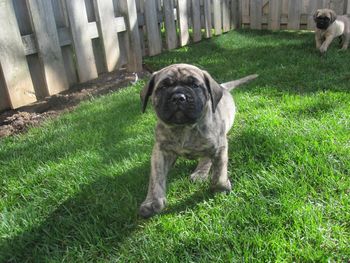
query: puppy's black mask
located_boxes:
[315,16,331,30]
[140,64,224,126]
[153,79,207,125]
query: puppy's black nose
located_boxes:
[170,93,187,104]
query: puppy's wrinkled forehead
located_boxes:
[316,9,331,18]
[154,65,204,89]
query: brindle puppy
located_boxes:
[139,64,257,218]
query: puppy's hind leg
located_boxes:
[190,157,212,182]
[340,33,350,50]
[210,140,232,193]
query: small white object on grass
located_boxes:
[131,73,139,85]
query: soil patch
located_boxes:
[0,68,150,139]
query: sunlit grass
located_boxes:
[1,29,349,262]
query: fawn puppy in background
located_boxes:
[139,63,257,218]
[314,8,350,53]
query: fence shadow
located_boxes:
[0,164,147,261]
[0,93,286,262]
[0,85,159,259]
[0,85,213,261]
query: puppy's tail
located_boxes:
[221,74,258,91]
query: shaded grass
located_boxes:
[1,30,350,262]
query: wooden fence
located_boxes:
[243,0,350,30]
[1,0,349,111]
[0,0,240,111]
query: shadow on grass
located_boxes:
[0,91,151,261]
[0,103,285,262]
[0,166,146,261]
[0,89,214,261]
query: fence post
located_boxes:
[0,0,36,109]
[0,71,10,111]
[222,0,230,32]
[164,0,178,49]
[119,0,143,72]
[231,0,241,29]
[65,0,98,82]
[287,0,301,30]
[269,0,280,30]
[250,0,262,29]
[27,0,69,96]
[192,0,202,42]
[346,0,350,14]
[178,0,190,46]
[144,0,162,55]
[213,0,222,35]
[93,0,121,72]
[307,0,317,30]
[204,0,212,38]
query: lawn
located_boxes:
[0,30,349,262]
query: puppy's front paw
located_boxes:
[319,46,327,54]
[211,179,232,193]
[190,170,209,182]
[139,197,166,218]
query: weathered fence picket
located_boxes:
[307,0,318,30]
[192,0,202,42]
[93,0,122,72]
[119,0,142,72]
[65,0,98,82]
[346,0,350,13]
[250,0,262,29]
[27,0,69,96]
[231,0,240,29]
[164,0,178,49]
[288,0,301,29]
[268,0,280,30]
[178,0,190,46]
[223,0,231,33]
[0,0,36,109]
[1,0,349,111]
[144,0,162,55]
[213,0,222,35]
[203,0,213,38]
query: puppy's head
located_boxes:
[314,9,337,30]
[140,64,223,125]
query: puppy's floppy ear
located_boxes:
[140,72,157,113]
[329,9,337,23]
[313,10,320,21]
[202,70,223,113]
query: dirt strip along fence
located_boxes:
[1,0,350,111]
[0,0,241,111]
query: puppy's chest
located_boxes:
[159,127,218,158]
[320,20,345,37]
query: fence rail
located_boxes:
[0,0,349,111]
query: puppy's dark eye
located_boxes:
[191,83,200,89]
[318,17,330,21]
[157,86,167,91]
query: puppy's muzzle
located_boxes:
[316,17,330,29]
[170,92,187,105]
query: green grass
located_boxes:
[1,30,350,262]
